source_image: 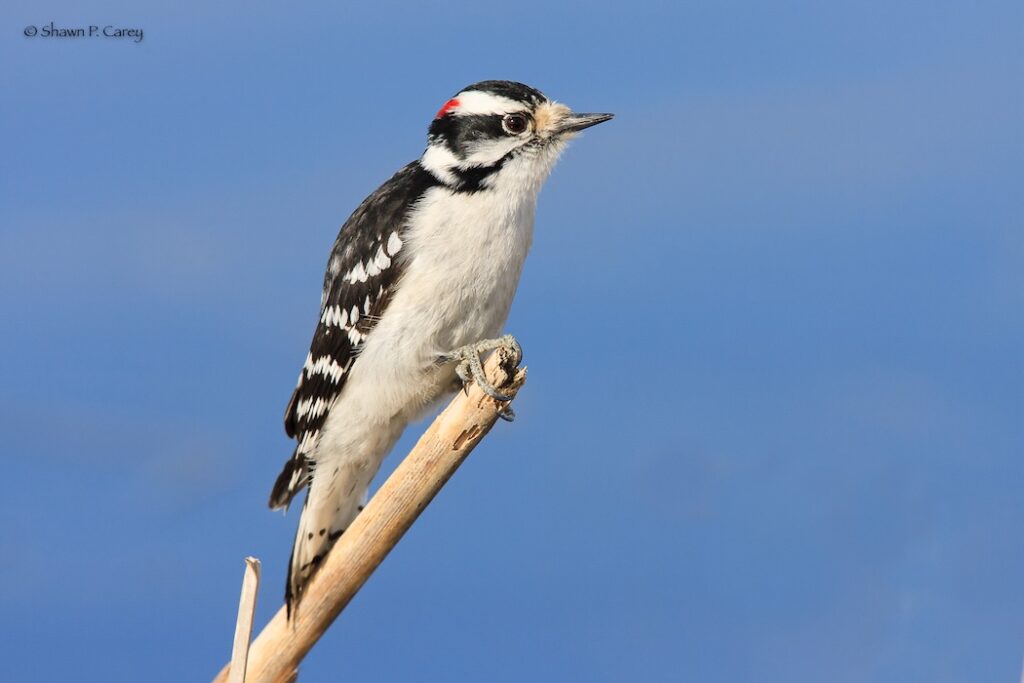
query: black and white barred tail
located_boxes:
[268,448,309,511]
[285,467,368,616]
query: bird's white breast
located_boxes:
[326,181,537,430]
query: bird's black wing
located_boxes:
[269,161,439,509]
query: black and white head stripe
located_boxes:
[436,81,546,117]
[422,81,557,191]
[462,80,545,103]
[269,161,438,510]
[428,81,546,142]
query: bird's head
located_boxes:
[421,80,613,194]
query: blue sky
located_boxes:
[1,1,1021,680]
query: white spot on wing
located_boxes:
[346,261,368,284]
[387,232,403,256]
[298,429,320,453]
[306,355,347,383]
[374,245,391,271]
[321,305,350,327]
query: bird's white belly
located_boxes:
[322,185,535,437]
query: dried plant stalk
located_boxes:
[228,557,261,683]
[214,347,526,683]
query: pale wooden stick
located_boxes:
[228,557,261,683]
[214,347,526,683]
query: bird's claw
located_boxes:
[454,357,473,395]
[461,357,512,402]
[441,334,521,404]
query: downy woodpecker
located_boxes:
[270,80,612,613]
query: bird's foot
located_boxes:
[438,334,522,402]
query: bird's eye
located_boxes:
[502,113,529,135]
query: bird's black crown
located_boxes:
[458,80,547,106]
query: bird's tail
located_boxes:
[268,448,309,511]
[285,462,372,616]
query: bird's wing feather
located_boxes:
[269,161,438,509]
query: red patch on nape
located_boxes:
[435,98,460,119]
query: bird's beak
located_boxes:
[558,112,614,133]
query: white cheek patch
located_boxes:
[460,136,521,167]
[424,136,523,175]
[421,144,460,184]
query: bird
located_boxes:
[269,80,612,614]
